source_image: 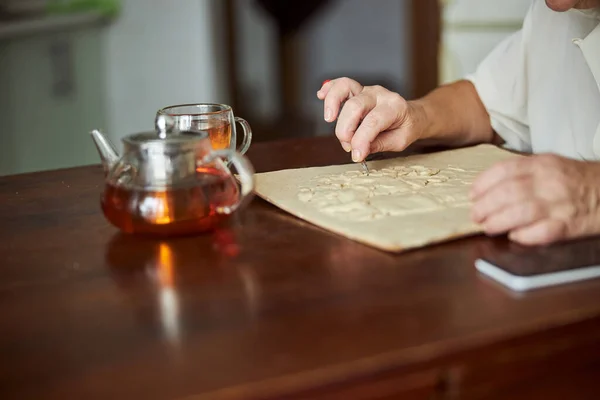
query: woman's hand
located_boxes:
[317,78,427,162]
[470,154,600,245]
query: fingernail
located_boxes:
[325,108,333,122]
[341,142,352,152]
[352,149,361,162]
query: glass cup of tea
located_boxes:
[157,103,252,155]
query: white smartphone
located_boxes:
[474,237,600,292]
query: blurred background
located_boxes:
[0,0,530,176]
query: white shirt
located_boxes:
[466,0,600,160]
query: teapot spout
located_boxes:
[90,129,120,173]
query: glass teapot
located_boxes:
[90,115,255,236]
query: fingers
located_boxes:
[508,219,566,245]
[349,103,400,162]
[480,201,547,235]
[369,129,413,154]
[318,79,413,157]
[335,94,377,153]
[470,154,600,246]
[316,80,334,100]
[471,177,533,223]
[507,204,593,245]
[470,157,533,200]
[468,159,544,239]
[320,78,363,123]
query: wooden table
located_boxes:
[1,137,600,400]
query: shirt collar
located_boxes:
[571,7,600,20]
[573,15,600,87]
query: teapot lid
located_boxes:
[123,131,207,146]
[118,115,212,188]
[122,114,208,149]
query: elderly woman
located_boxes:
[318,0,600,246]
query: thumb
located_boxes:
[369,127,417,154]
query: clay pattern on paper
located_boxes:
[297,165,479,222]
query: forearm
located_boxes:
[410,80,501,147]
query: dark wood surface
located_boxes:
[1,137,600,399]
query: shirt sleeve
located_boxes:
[464,3,535,152]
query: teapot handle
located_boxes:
[200,149,255,214]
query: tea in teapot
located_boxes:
[90,115,255,236]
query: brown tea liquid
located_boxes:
[186,120,232,150]
[206,122,232,150]
[101,167,240,236]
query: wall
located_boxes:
[234,0,411,137]
[0,27,107,175]
[103,0,229,148]
[440,0,531,83]
[300,0,410,123]
[234,0,280,122]
[0,0,228,176]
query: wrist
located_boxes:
[588,162,600,212]
[407,99,434,141]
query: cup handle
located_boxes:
[200,149,255,215]
[234,117,253,155]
